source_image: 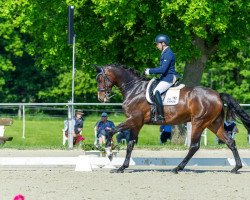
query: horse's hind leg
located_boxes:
[227,139,242,173]
[210,123,242,173]
[172,127,202,174]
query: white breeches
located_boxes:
[153,76,176,95]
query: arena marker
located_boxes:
[75,155,92,172]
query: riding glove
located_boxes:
[144,68,150,75]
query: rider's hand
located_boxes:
[144,68,150,75]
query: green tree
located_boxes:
[91,0,250,101]
[0,0,249,103]
[0,0,22,96]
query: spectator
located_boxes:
[73,110,85,145]
[116,130,130,144]
[160,125,172,144]
[218,120,238,144]
[64,110,85,145]
[94,112,115,146]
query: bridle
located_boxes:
[96,68,114,100]
[96,67,145,101]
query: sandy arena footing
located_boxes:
[0,149,249,200]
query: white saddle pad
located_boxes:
[146,78,185,105]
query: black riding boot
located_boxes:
[154,91,164,121]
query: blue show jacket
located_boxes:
[149,47,178,83]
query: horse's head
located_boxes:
[94,65,115,103]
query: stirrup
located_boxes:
[155,114,164,122]
[158,115,164,120]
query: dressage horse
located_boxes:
[95,64,250,173]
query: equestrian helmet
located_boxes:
[155,34,170,45]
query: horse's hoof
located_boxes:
[110,168,124,173]
[171,168,179,174]
[231,170,240,174]
[108,154,113,161]
[171,166,183,174]
[231,168,241,174]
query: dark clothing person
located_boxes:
[74,116,83,134]
[94,112,115,145]
[224,121,237,133]
[95,120,115,138]
[218,121,238,144]
[149,47,178,83]
[160,125,172,143]
[64,110,85,145]
[116,130,130,144]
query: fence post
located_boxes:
[67,102,74,149]
[22,105,25,139]
[18,105,22,119]
[185,122,192,147]
[248,131,250,145]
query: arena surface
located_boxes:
[0,149,250,200]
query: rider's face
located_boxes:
[156,42,163,50]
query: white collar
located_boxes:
[161,46,169,54]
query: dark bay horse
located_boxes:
[95,64,250,173]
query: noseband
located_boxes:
[96,68,113,99]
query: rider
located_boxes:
[145,34,178,121]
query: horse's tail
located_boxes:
[219,93,250,133]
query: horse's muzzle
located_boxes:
[98,92,110,103]
[98,96,109,103]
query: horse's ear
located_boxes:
[93,65,102,73]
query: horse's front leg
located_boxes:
[105,117,142,173]
[111,126,141,173]
[105,129,116,161]
[111,138,136,173]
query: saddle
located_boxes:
[146,78,185,105]
[146,78,185,123]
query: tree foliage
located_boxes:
[0,0,249,103]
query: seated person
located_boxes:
[116,129,130,144]
[218,120,238,144]
[94,112,115,146]
[160,125,172,144]
[64,110,85,145]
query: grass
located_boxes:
[2,113,250,149]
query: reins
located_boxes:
[119,78,144,93]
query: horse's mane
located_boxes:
[104,64,147,80]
